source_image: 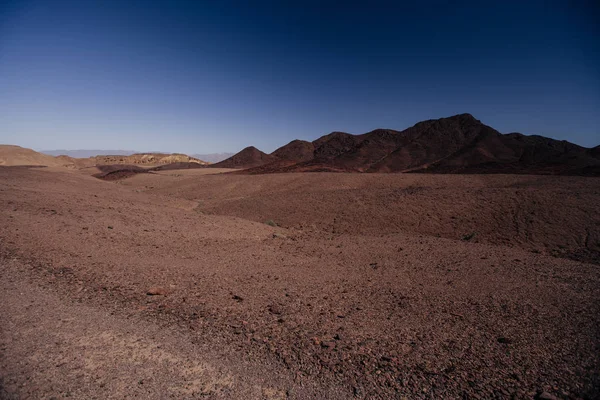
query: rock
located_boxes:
[232,294,244,302]
[146,287,167,296]
[272,232,287,239]
[497,337,513,344]
[268,304,282,314]
[537,391,558,400]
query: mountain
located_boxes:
[271,140,315,162]
[210,146,278,169]
[230,114,599,176]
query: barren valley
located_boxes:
[1,157,599,399]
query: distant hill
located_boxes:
[42,149,137,158]
[43,150,235,164]
[210,146,278,169]
[222,114,599,176]
[92,153,208,166]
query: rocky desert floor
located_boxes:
[1,166,599,399]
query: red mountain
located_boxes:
[223,114,600,176]
[210,146,278,169]
[271,140,314,162]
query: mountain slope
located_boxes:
[0,145,73,167]
[271,140,315,162]
[210,146,278,169]
[412,130,599,175]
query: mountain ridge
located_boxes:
[215,114,599,175]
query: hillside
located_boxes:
[271,140,315,162]
[0,145,73,167]
[210,146,278,169]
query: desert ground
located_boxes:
[1,166,599,399]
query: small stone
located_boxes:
[146,287,167,296]
[272,233,286,239]
[232,294,244,302]
[268,304,282,314]
[497,337,513,344]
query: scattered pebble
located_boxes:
[146,287,167,296]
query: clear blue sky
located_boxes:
[1,0,598,153]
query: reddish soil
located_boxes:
[1,166,599,399]
[147,172,600,264]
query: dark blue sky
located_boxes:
[1,0,598,153]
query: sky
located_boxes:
[0,0,599,153]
